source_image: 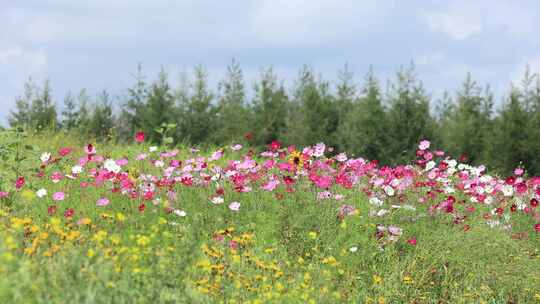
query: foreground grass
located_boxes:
[0,133,539,303]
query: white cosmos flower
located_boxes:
[501,185,514,197]
[36,188,47,198]
[425,161,436,171]
[383,185,395,196]
[369,197,383,207]
[210,196,224,205]
[40,152,51,163]
[174,209,187,217]
[71,165,83,174]
[349,246,358,253]
[149,146,158,152]
[104,159,121,174]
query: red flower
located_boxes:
[535,223,540,233]
[58,147,72,157]
[531,198,538,208]
[216,188,225,196]
[283,176,295,186]
[505,176,516,185]
[268,140,281,151]
[138,203,146,212]
[15,176,25,190]
[510,204,517,213]
[64,208,74,218]
[407,238,417,246]
[47,205,57,216]
[135,131,145,143]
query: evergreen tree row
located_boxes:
[8,62,540,175]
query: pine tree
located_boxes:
[120,63,148,139]
[61,91,79,130]
[334,64,357,151]
[30,79,57,131]
[213,59,249,145]
[139,68,176,143]
[337,68,389,161]
[251,67,289,147]
[285,65,336,147]
[386,64,435,164]
[180,65,215,145]
[438,73,494,164]
[76,89,92,136]
[87,90,115,141]
[8,78,35,128]
[524,69,540,173]
[490,87,531,173]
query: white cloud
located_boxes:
[250,0,391,47]
[423,1,536,40]
[0,45,47,67]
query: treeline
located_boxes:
[7,61,540,175]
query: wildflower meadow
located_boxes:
[0,129,539,303]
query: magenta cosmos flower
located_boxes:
[135,131,145,143]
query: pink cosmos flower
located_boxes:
[407,238,417,246]
[514,167,524,176]
[314,176,332,189]
[418,140,430,151]
[96,198,110,206]
[0,191,8,198]
[231,144,242,151]
[136,153,148,161]
[209,150,223,161]
[58,147,73,157]
[84,144,96,155]
[116,158,129,166]
[388,226,403,236]
[135,131,145,143]
[262,179,280,191]
[52,192,65,201]
[228,201,241,211]
[51,172,63,183]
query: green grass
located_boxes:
[0,133,539,303]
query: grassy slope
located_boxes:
[0,133,539,303]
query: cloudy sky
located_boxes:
[1,0,540,124]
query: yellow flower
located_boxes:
[403,276,414,284]
[110,234,121,245]
[93,230,108,242]
[373,274,383,284]
[308,231,317,239]
[79,218,92,225]
[87,249,95,258]
[116,213,126,222]
[288,150,304,168]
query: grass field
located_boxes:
[0,131,539,303]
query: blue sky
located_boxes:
[1,0,540,124]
